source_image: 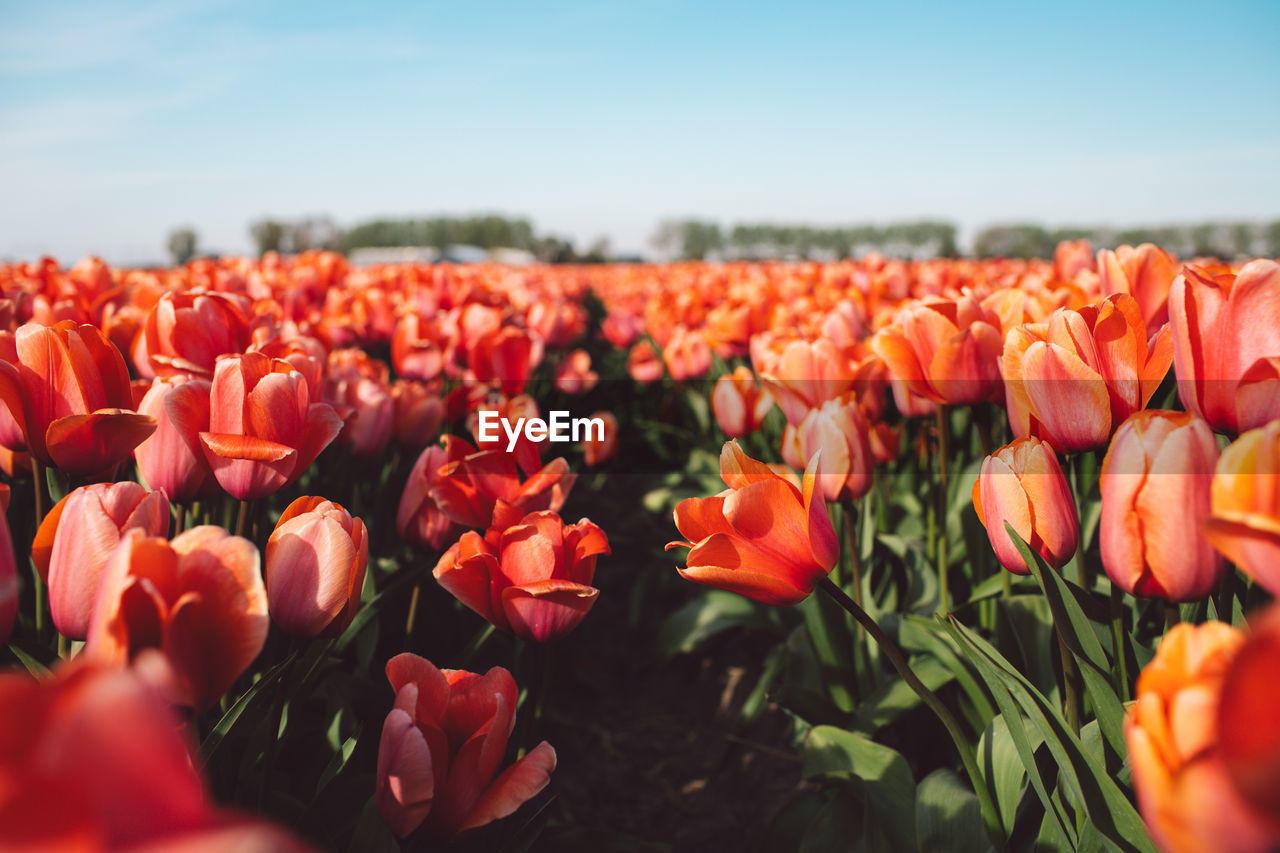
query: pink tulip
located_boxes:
[133,375,219,504]
[266,496,368,639]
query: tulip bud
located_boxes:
[133,375,219,504]
[972,437,1078,574]
[1203,420,1280,595]
[265,497,368,639]
[33,482,170,640]
[711,366,774,437]
[1100,411,1223,601]
[795,396,875,502]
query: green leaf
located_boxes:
[799,791,866,853]
[978,714,1044,838]
[851,654,952,733]
[915,768,990,853]
[799,592,856,713]
[803,726,916,851]
[6,641,52,676]
[944,617,1157,853]
[1009,524,1126,759]
[656,589,775,657]
[200,651,296,764]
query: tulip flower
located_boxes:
[168,352,344,501]
[1098,243,1179,335]
[469,326,540,396]
[266,496,368,639]
[1126,622,1277,853]
[972,437,1078,574]
[1169,260,1280,435]
[1002,294,1173,453]
[390,312,446,382]
[428,436,576,534]
[468,394,544,475]
[133,375,219,504]
[711,366,774,437]
[139,290,252,378]
[389,378,444,449]
[627,340,664,384]
[759,338,854,425]
[667,441,838,606]
[85,526,269,712]
[871,294,1004,407]
[434,511,609,642]
[328,371,394,459]
[1203,420,1280,594]
[794,395,875,502]
[662,326,712,381]
[1218,604,1280,833]
[1100,411,1223,601]
[397,443,465,551]
[32,482,171,640]
[0,661,313,851]
[582,411,618,466]
[553,349,598,394]
[0,321,156,476]
[376,654,556,840]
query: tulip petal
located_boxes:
[45,410,157,476]
[680,532,817,606]
[455,741,556,835]
[376,706,436,838]
[501,580,598,643]
[1022,342,1111,451]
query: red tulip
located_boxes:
[376,654,556,839]
[582,411,618,467]
[0,661,313,851]
[1169,260,1280,435]
[32,482,170,640]
[168,352,343,500]
[972,437,1078,574]
[0,321,156,476]
[266,496,368,639]
[553,349,598,394]
[85,526,269,712]
[667,441,838,606]
[390,378,444,450]
[1100,411,1223,601]
[133,375,219,504]
[139,290,251,378]
[397,443,465,550]
[434,511,609,642]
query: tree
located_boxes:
[250,219,287,256]
[167,227,198,265]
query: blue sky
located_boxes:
[2,0,1278,262]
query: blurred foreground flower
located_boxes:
[667,441,838,606]
[1204,419,1280,594]
[376,654,556,840]
[0,661,312,851]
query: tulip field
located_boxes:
[1,244,1280,852]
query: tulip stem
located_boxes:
[1057,628,1082,735]
[404,583,421,639]
[175,503,187,535]
[935,405,950,614]
[31,458,49,523]
[1109,584,1130,701]
[1164,604,1181,632]
[818,578,1004,847]
[235,500,250,539]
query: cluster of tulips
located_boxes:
[0,241,1276,851]
[0,253,619,850]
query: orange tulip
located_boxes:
[1125,622,1276,853]
[794,395,875,502]
[627,340,664,384]
[1100,411,1223,601]
[1169,260,1280,435]
[662,326,712,381]
[266,496,368,639]
[133,375,219,504]
[553,349,598,394]
[397,443,466,550]
[434,511,608,642]
[0,321,156,476]
[389,378,444,450]
[376,654,556,839]
[168,352,343,500]
[467,394,544,475]
[871,294,1004,406]
[138,290,251,378]
[1098,243,1179,335]
[1002,294,1172,453]
[667,441,838,606]
[711,366,774,437]
[33,482,170,640]
[390,311,446,382]
[469,326,540,396]
[0,661,313,851]
[972,437,1078,574]
[581,411,618,466]
[759,338,854,425]
[430,436,576,534]
[1203,420,1280,594]
[85,526,268,712]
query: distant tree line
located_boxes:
[650,220,959,260]
[973,221,1280,259]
